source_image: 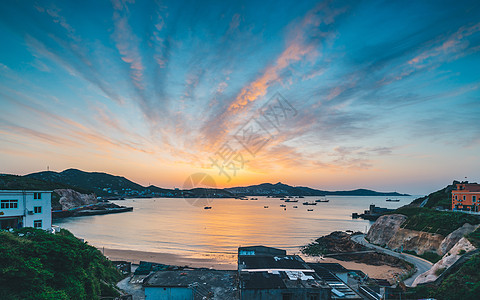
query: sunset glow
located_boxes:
[1,0,479,194]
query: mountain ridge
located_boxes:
[18,168,410,197]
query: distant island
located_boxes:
[0,168,410,200]
[225,182,409,197]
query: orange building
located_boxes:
[452,182,480,212]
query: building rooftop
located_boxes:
[239,255,309,271]
[240,270,329,290]
[307,263,363,299]
[143,270,238,300]
[238,245,286,256]
[309,263,349,274]
[454,183,480,192]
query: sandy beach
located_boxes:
[99,247,403,280]
[98,247,237,270]
[302,256,404,280]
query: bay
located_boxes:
[54,195,417,264]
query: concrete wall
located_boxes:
[145,286,193,300]
[0,191,52,230]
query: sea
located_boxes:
[53,195,418,264]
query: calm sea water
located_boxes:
[54,196,417,263]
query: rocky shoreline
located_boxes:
[52,188,133,219]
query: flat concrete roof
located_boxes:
[144,270,238,299]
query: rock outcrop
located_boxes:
[387,228,445,255]
[412,237,477,286]
[366,214,407,246]
[437,223,480,255]
[54,189,97,210]
[367,214,444,254]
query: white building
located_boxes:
[0,190,52,230]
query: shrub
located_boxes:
[0,228,122,300]
[435,267,446,276]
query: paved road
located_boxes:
[351,234,433,286]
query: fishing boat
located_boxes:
[264,206,269,208]
[204,206,212,209]
[302,201,317,205]
[280,204,286,207]
[307,209,314,211]
[315,198,329,203]
[284,199,299,202]
[386,198,400,202]
[293,206,298,208]
[250,198,258,200]
[298,196,305,198]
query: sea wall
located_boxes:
[54,189,97,210]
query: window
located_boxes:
[34,206,42,214]
[33,220,42,228]
[34,192,42,199]
[1,200,18,209]
[463,195,466,201]
[473,196,477,202]
[455,195,458,200]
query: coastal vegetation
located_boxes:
[409,182,458,209]
[412,254,480,300]
[466,227,480,248]
[385,207,480,236]
[0,228,122,300]
[404,250,442,263]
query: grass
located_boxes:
[404,250,442,263]
[409,182,458,209]
[384,207,480,236]
[411,254,480,300]
[466,227,480,248]
[435,267,446,276]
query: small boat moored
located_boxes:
[386,198,400,202]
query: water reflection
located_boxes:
[54,196,415,263]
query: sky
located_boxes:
[0,0,479,195]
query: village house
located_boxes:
[0,190,52,230]
[238,246,361,300]
[452,182,480,212]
